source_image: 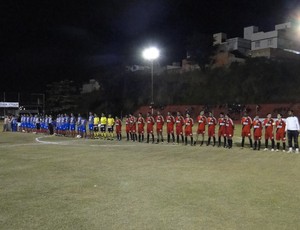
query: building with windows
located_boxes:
[212,32,251,67]
[244,22,300,59]
[212,22,300,67]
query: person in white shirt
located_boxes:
[285,110,300,153]
[3,115,9,132]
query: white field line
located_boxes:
[35,136,74,145]
[1,136,184,148]
[35,136,143,147]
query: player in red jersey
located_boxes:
[263,113,275,151]
[175,111,185,144]
[194,111,207,146]
[115,116,122,141]
[146,112,155,143]
[155,111,165,143]
[252,115,263,150]
[241,112,253,148]
[137,113,145,142]
[225,114,234,148]
[218,112,227,147]
[207,112,217,146]
[125,115,131,141]
[184,113,194,146]
[166,111,175,143]
[129,114,137,142]
[275,113,286,152]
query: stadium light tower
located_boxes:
[142,47,159,111]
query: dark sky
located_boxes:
[1,0,300,92]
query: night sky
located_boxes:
[1,0,300,92]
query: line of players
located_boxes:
[86,111,235,148]
[18,111,289,151]
[240,112,286,151]
[18,111,235,147]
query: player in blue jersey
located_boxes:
[60,114,66,136]
[30,115,35,132]
[25,115,30,132]
[88,112,94,139]
[77,113,82,136]
[69,113,76,137]
[11,115,18,132]
[43,115,48,133]
[80,117,87,138]
[35,115,41,134]
[20,115,25,132]
[64,114,70,136]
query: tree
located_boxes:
[46,80,79,114]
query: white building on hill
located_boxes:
[81,79,100,94]
[244,22,300,59]
[212,32,251,67]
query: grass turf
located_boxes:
[0,129,300,230]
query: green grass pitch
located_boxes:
[0,126,300,230]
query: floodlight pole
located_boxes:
[151,60,154,106]
[142,47,159,115]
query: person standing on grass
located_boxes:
[100,113,107,139]
[166,111,175,144]
[146,112,155,143]
[285,110,300,153]
[3,115,9,132]
[137,113,145,142]
[48,115,54,135]
[40,115,45,133]
[93,113,100,139]
[35,115,41,134]
[64,113,70,136]
[107,114,115,140]
[11,115,18,132]
[155,111,164,144]
[115,116,122,141]
[225,114,234,149]
[77,113,82,136]
[252,115,263,151]
[125,115,131,141]
[207,112,217,146]
[60,114,66,136]
[25,114,30,133]
[70,113,77,138]
[275,113,286,152]
[263,113,275,151]
[217,112,226,147]
[55,114,60,135]
[175,111,185,144]
[88,112,94,139]
[195,111,207,146]
[241,112,253,149]
[184,113,194,146]
[80,116,87,138]
[129,114,137,141]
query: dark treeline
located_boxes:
[45,57,300,116]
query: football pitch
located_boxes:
[0,128,300,230]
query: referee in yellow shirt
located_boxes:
[100,113,107,139]
[107,114,115,140]
[93,113,100,138]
